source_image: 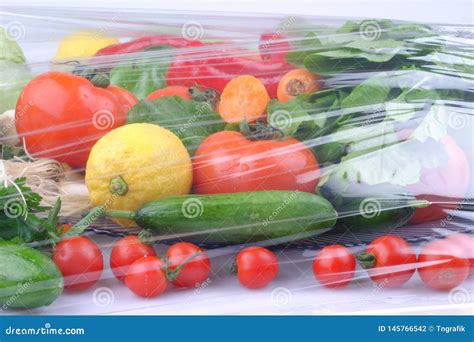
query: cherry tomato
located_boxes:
[125,256,168,298]
[445,234,474,275]
[16,71,138,168]
[165,242,211,288]
[418,239,470,291]
[313,244,355,288]
[193,131,320,194]
[110,236,156,282]
[52,236,103,291]
[358,235,416,287]
[236,247,278,289]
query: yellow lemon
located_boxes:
[85,123,192,227]
[54,31,119,60]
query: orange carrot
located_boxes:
[218,75,269,123]
[277,68,321,102]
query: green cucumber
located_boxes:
[0,241,63,309]
[334,197,422,232]
[106,191,338,244]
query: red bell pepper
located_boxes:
[166,47,293,98]
[95,35,204,56]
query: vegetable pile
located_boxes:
[0,16,472,310]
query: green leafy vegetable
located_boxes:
[0,28,27,64]
[0,28,32,112]
[0,178,59,243]
[126,97,225,154]
[109,46,172,99]
[267,97,325,137]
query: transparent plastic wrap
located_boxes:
[0,7,472,315]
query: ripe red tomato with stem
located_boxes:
[16,71,138,168]
[235,247,279,289]
[110,236,156,282]
[125,246,205,297]
[418,239,470,291]
[313,244,356,288]
[193,130,320,194]
[53,236,104,291]
[165,242,210,288]
[357,235,416,288]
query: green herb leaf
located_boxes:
[126,97,225,155]
[109,47,172,99]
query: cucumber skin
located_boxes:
[0,241,63,309]
[336,197,416,232]
[136,191,337,244]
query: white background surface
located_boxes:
[5,0,474,24]
[2,0,474,315]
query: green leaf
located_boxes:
[0,61,32,112]
[340,73,391,109]
[0,28,27,64]
[109,48,172,99]
[267,97,325,137]
[126,97,225,155]
[0,178,58,243]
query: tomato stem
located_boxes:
[239,117,284,141]
[357,252,376,269]
[165,252,201,281]
[89,73,111,88]
[189,86,220,109]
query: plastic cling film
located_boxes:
[0,6,472,314]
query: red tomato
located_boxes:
[110,236,156,282]
[406,135,470,224]
[52,236,104,291]
[16,71,138,168]
[146,86,191,101]
[165,242,211,288]
[125,256,168,298]
[313,245,355,288]
[445,234,474,275]
[359,236,416,287]
[418,239,470,291]
[236,247,278,289]
[193,131,320,194]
